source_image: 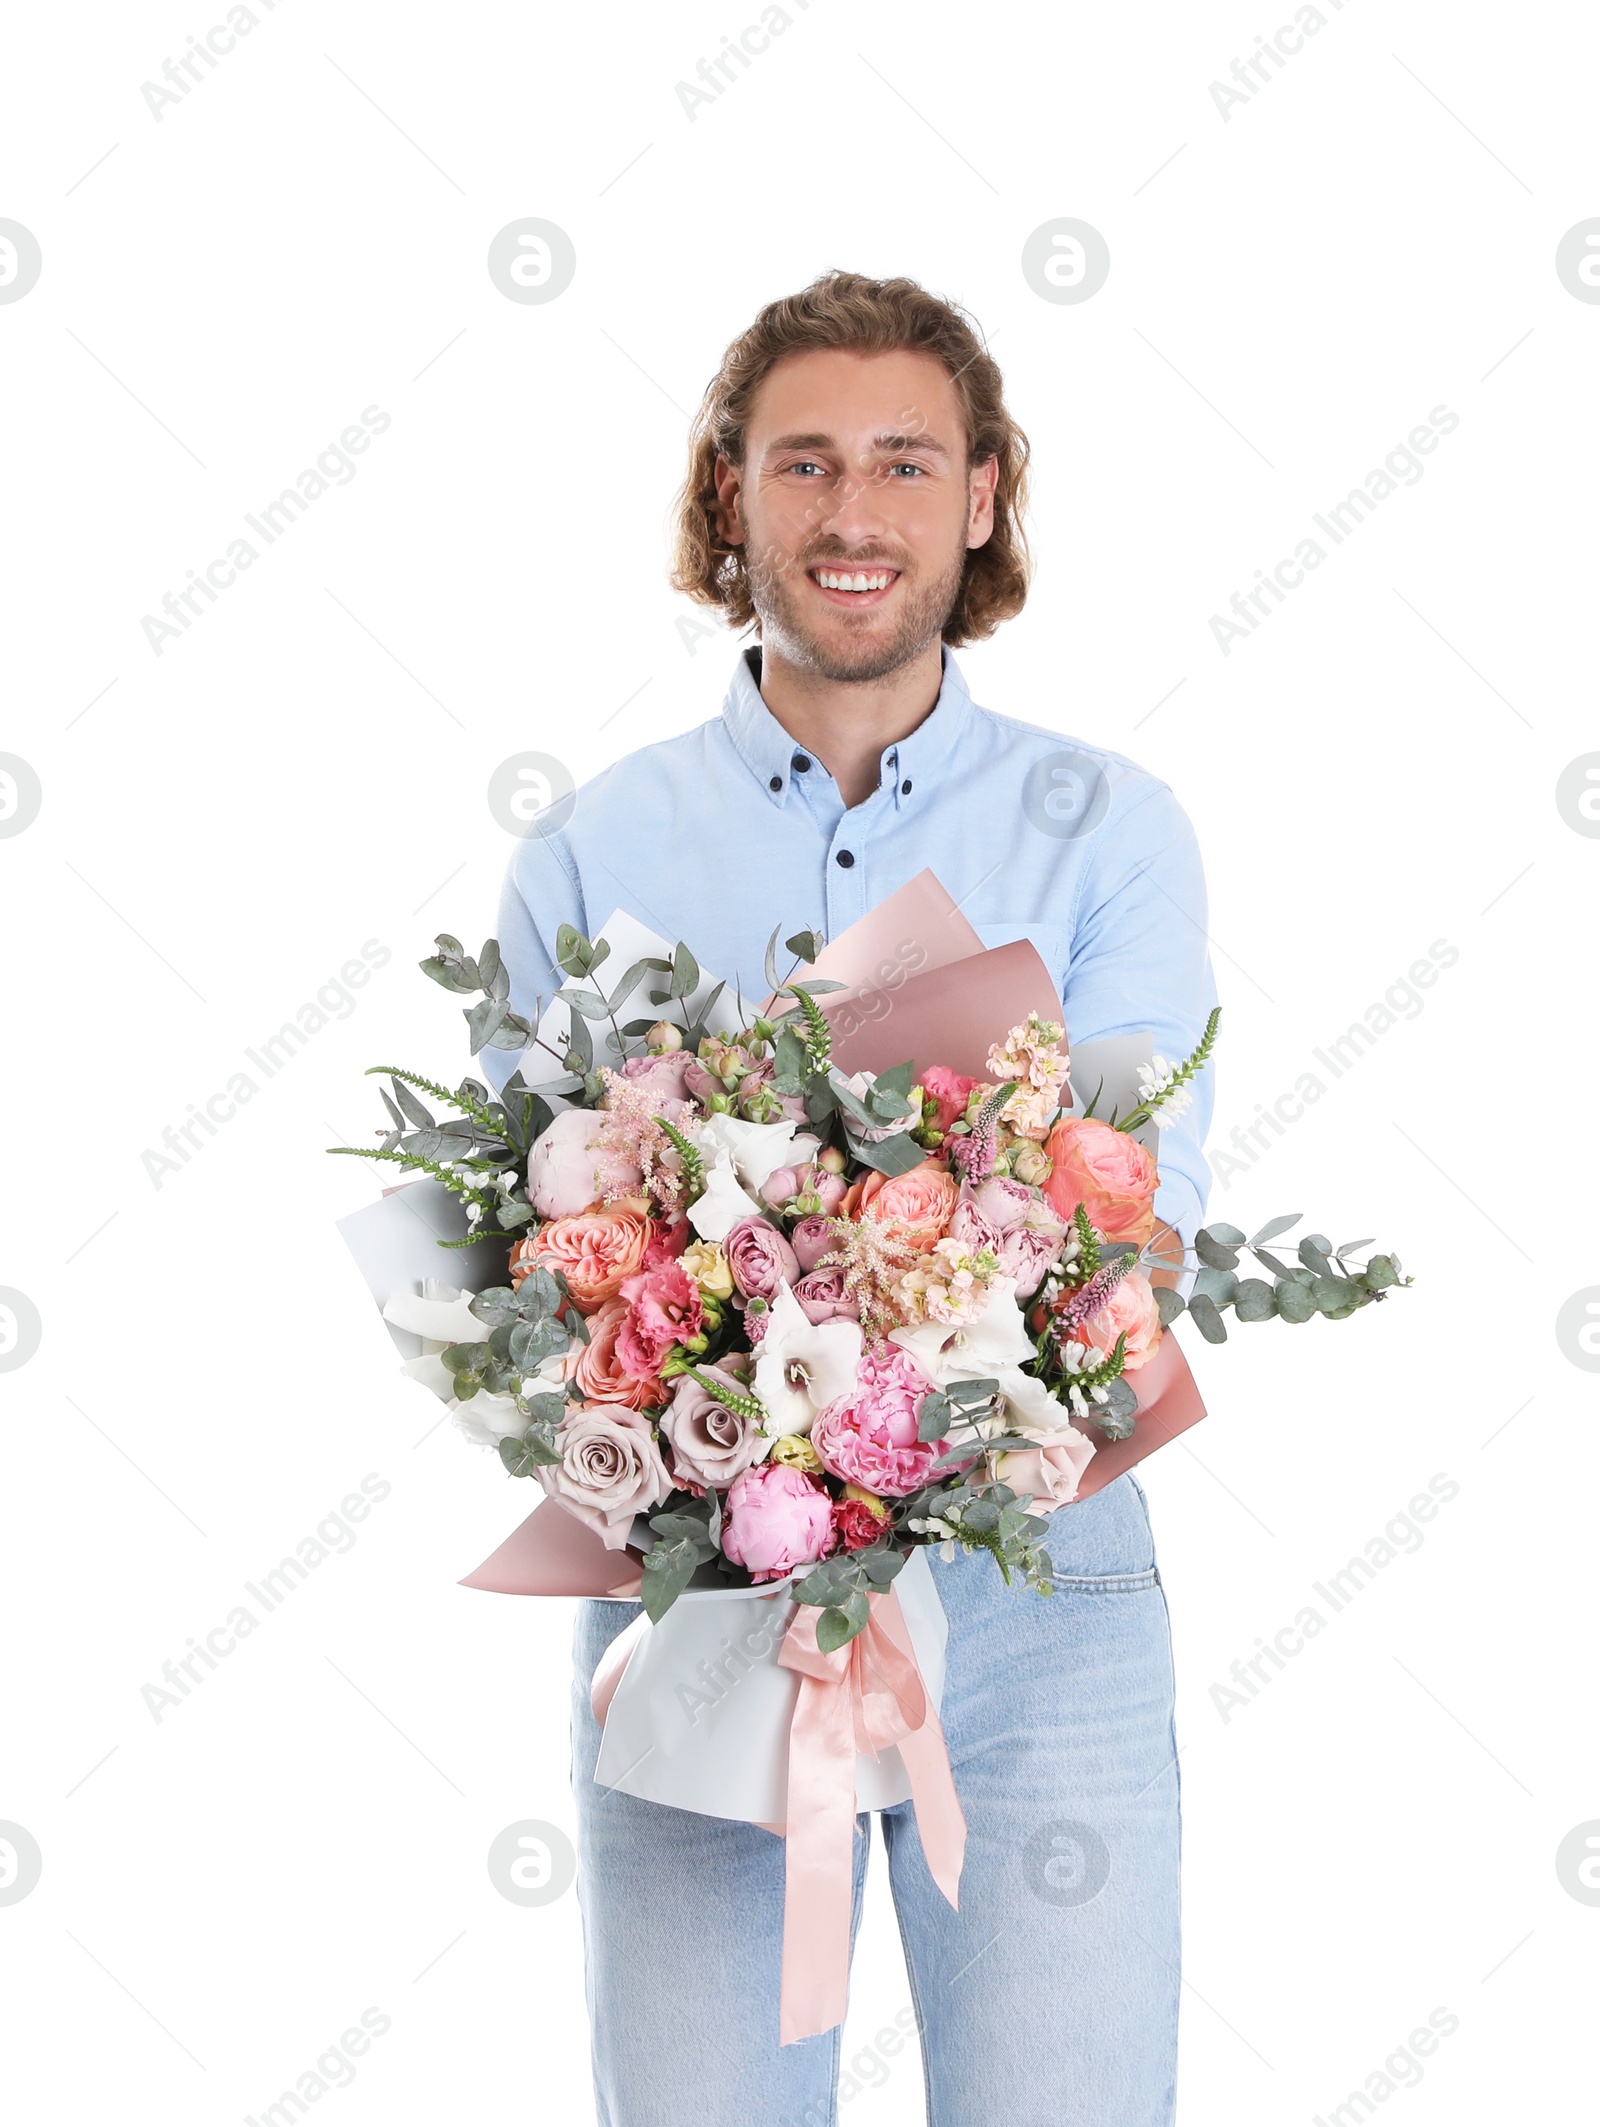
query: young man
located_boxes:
[487,270,1216,2127]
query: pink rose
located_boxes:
[843,1160,959,1254]
[920,1066,980,1132]
[1063,1270,1163,1373]
[812,1341,943,1498]
[526,1107,643,1219]
[792,1264,861,1325]
[620,1051,695,1103]
[759,1161,844,1213]
[736,1063,811,1125]
[968,1176,1035,1233]
[722,1462,833,1582]
[790,1213,843,1273]
[724,1215,800,1302]
[1041,1119,1158,1248]
[995,1427,1096,1510]
[538,1404,671,1549]
[615,1260,703,1378]
[659,1367,766,1492]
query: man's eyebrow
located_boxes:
[763,429,953,461]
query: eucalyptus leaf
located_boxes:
[1191,1265,1239,1307]
[1194,1231,1240,1272]
[1248,1213,1302,1246]
[1154,1284,1188,1328]
[1274,1278,1317,1324]
[1187,1292,1229,1344]
[1232,1277,1277,1322]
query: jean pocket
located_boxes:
[1050,1567,1161,1593]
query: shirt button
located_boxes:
[836,849,855,869]
[901,779,912,795]
[769,775,783,792]
[792,754,811,773]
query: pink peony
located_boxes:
[721,1462,833,1582]
[789,1213,842,1273]
[792,1264,862,1325]
[944,1197,1005,1256]
[811,1341,943,1498]
[615,1260,703,1379]
[724,1215,800,1303]
[1063,1269,1163,1373]
[526,1107,643,1219]
[920,1066,980,1132]
[968,1176,1036,1233]
[999,1218,1068,1300]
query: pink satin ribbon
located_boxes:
[775,1584,966,2045]
[586,1580,967,2047]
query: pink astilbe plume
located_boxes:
[592,1068,701,1215]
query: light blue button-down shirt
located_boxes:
[486,646,1217,1242]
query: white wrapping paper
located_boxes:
[592,1547,950,1823]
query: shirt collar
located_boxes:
[719,643,974,810]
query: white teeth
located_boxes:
[815,569,893,592]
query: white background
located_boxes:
[2,2,1596,2121]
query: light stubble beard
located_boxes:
[741,531,969,684]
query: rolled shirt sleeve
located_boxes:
[1061,775,1218,1255]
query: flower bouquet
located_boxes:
[329,870,1407,2040]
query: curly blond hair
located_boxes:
[669,269,1031,646]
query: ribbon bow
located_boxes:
[775,1583,966,2045]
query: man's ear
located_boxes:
[966,454,999,549]
[712,452,746,547]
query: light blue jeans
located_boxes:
[569,1471,1181,2126]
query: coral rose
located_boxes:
[1062,1269,1163,1373]
[844,1159,959,1254]
[1041,1118,1158,1248]
[566,1298,663,1411]
[519,1204,653,1313]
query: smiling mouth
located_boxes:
[807,565,901,607]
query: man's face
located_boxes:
[713,348,997,683]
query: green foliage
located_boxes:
[1154,1218,1410,1341]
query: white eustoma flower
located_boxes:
[686,1148,768,1242]
[450,1390,529,1448]
[694,1113,820,1193]
[752,1280,863,1438]
[889,1276,1035,1384]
